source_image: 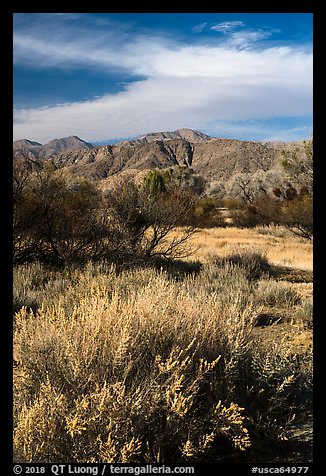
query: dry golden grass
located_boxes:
[187,225,313,271]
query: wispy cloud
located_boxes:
[262,126,313,142]
[210,21,245,33]
[13,48,312,144]
[209,21,280,50]
[13,26,311,80]
[192,22,208,33]
[13,15,312,143]
[206,120,312,142]
[227,29,274,49]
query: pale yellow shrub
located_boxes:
[13,261,311,463]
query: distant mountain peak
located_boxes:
[13,135,94,159]
[137,128,212,143]
[175,128,212,140]
[13,139,43,147]
[44,136,93,148]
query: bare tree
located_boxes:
[226,173,257,204]
[103,177,197,261]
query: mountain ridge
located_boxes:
[13,135,93,158]
[13,129,306,185]
[135,128,212,144]
[14,128,292,158]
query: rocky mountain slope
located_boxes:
[125,128,212,145]
[50,137,282,182]
[13,135,93,159]
[13,129,303,184]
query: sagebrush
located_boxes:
[13,258,312,463]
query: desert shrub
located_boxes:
[192,196,226,227]
[186,261,255,312]
[227,193,313,238]
[229,194,284,228]
[222,198,241,209]
[102,178,197,260]
[255,281,302,308]
[235,339,312,452]
[213,250,271,281]
[13,166,107,265]
[253,195,285,225]
[281,195,313,241]
[13,261,161,317]
[13,262,311,463]
[148,256,203,280]
[229,204,266,228]
[294,300,313,330]
[14,268,256,462]
[141,167,206,196]
[254,225,294,238]
[13,266,62,314]
[13,166,198,266]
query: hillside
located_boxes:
[50,137,283,182]
[13,129,306,183]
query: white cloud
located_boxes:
[227,30,274,49]
[209,21,280,50]
[13,53,312,144]
[14,28,311,81]
[210,21,245,33]
[13,17,312,143]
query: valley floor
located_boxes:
[189,225,313,271]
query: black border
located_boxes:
[9,0,316,13]
[3,1,319,473]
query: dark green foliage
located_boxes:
[141,169,167,195]
[141,166,206,196]
[104,177,197,260]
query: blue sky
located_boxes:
[13,13,313,144]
